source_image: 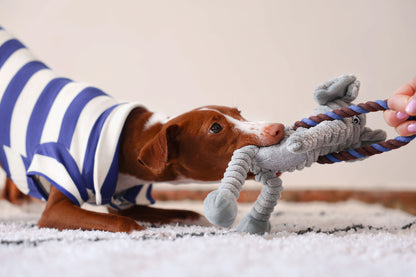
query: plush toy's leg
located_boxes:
[204,189,239,228]
[236,172,283,235]
[204,146,258,227]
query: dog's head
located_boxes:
[137,106,284,181]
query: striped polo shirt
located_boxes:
[0,27,154,209]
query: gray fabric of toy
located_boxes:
[203,75,388,234]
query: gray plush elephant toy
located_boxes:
[203,75,387,234]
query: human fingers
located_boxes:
[384,110,409,128]
[394,120,416,137]
[387,76,416,115]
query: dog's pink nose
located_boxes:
[264,123,285,145]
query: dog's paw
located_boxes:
[174,213,212,227]
[2,178,33,205]
[167,210,208,226]
[116,218,146,233]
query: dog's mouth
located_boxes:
[246,171,281,179]
[247,172,255,179]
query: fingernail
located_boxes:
[407,123,416,133]
[397,112,409,120]
[405,99,416,115]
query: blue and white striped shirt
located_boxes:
[0,27,154,209]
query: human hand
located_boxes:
[384,76,416,136]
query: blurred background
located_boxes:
[0,0,415,192]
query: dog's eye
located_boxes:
[209,123,223,134]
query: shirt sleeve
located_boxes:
[27,142,89,206]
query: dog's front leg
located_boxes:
[2,177,32,204]
[114,206,202,226]
[38,187,144,233]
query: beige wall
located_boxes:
[1,0,415,190]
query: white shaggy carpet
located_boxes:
[1,199,415,277]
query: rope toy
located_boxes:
[295,100,416,163]
[204,75,416,234]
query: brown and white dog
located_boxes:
[0,27,284,232]
[3,106,284,232]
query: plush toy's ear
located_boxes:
[137,125,180,174]
[314,75,359,105]
[360,127,387,146]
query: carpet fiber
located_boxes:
[1,199,415,277]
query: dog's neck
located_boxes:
[118,107,178,182]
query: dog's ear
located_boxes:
[137,124,180,174]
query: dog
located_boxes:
[0,27,285,232]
